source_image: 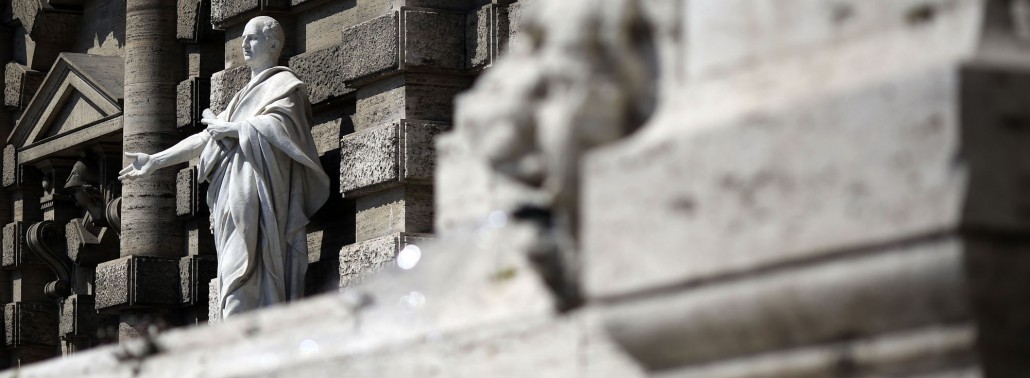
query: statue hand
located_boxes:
[202,117,240,140]
[118,152,157,181]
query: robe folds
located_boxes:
[197,66,330,318]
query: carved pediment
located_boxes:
[7,53,124,153]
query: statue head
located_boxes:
[242,16,285,68]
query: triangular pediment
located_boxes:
[8,53,124,148]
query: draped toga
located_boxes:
[197,66,330,318]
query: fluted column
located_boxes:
[121,0,183,258]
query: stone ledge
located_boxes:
[597,236,969,370]
[340,119,448,196]
[95,256,182,312]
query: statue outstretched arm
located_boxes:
[119,127,211,181]
[119,108,245,181]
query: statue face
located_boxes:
[241,20,277,67]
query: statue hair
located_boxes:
[251,16,285,58]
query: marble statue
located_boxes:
[118,16,330,318]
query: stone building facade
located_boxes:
[2,0,1030,377]
[0,0,524,367]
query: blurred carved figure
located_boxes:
[454,0,660,306]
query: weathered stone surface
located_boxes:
[354,185,433,242]
[340,120,399,195]
[683,0,974,81]
[209,65,249,115]
[4,302,58,347]
[2,221,41,269]
[178,255,216,306]
[354,74,471,131]
[402,9,465,70]
[95,256,181,311]
[309,110,349,156]
[210,0,287,27]
[2,144,16,188]
[338,233,395,288]
[176,77,210,130]
[467,5,492,69]
[176,0,215,42]
[4,62,44,110]
[337,233,431,288]
[294,0,357,51]
[288,45,352,104]
[185,220,215,256]
[208,277,220,323]
[340,120,448,196]
[581,54,974,299]
[176,0,200,41]
[340,13,399,84]
[175,167,197,218]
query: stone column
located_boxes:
[110,0,183,340]
[120,0,183,258]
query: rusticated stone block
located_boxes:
[288,45,352,105]
[467,5,492,69]
[340,119,448,196]
[3,144,16,188]
[355,185,433,242]
[95,256,181,312]
[58,295,100,339]
[210,0,288,27]
[341,13,399,84]
[178,255,216,306]
[176,77,210,130]
[402,9,465,70]
[4,63,44,110]
[176,0,212,42]
[176,167,198,218]
[4,302,58,347]
[341,121,398,194]
[2,222,40,270]
[207,277,220,323]
[339,232,432,288]
[209,65,249,115]
[400,120,447,181]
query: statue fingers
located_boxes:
[119,165,134,175]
